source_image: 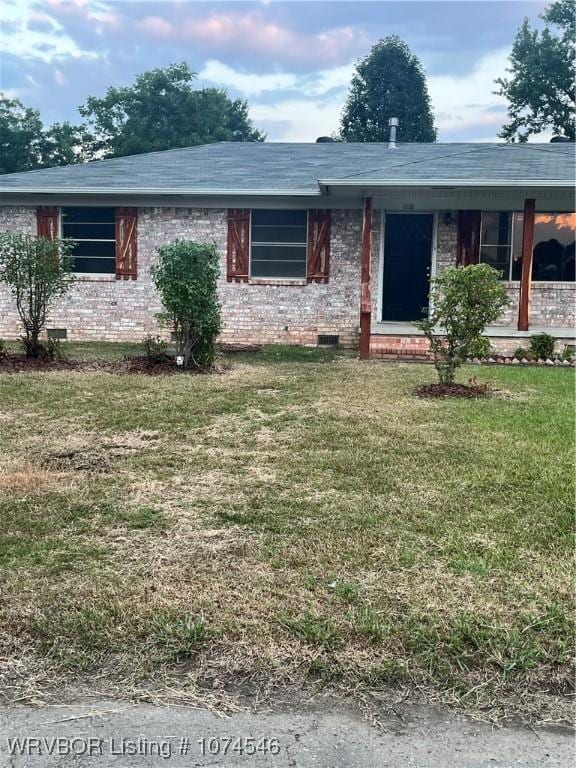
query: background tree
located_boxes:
[496,0,575,141]
[340,36,436,142]
[39,122,92,168]
[416,265,509,386]
[80,63,265,158]
[0,96,44,174]
[151,240,221,370]
[0,96,90,174]
[0,233,75,358]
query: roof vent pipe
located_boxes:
[388,117,399,149]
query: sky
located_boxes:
[1,0,550,143]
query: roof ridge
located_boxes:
[333,144,502,181]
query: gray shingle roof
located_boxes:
[1,142,574,194]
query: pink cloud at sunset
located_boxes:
[135,11,367,66]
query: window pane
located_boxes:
[251,244,306,278]
[62,207,115,224]
[252,225,307,244]
[481,212,511,246]
[72,241,116,259]
[73,257,116,274]
[532,213,576,282]
[252,210,306,227]
[63,222,115,240]
[480,246,510,278]
[251,259,307,279]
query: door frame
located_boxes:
[376,210,439,323]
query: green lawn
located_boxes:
[0,345,573,720]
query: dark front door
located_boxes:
[381,214,434,322]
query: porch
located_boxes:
[358,192,575,359]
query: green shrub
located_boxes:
[151,240,221,370]
[513,346,535,360]
[416,265,509,385]
[467,335,492,358]
[142,334,170,364]
[529,333,555,360]
[40,337,65,361]
[0,233,75,358]
[0,338,6,362]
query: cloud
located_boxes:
[137,16,173,40]
[250,96,345,142]
[428,48,510,135]
[197,59,355,98]
[54,68,68,86]
[135,10,367,68]
[1,0,101,63]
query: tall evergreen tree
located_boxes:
[340,36,436,143]
[495,0,575,141]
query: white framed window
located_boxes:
[61,207,116,274]
[250,210,308,279]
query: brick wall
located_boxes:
[0,206,362,346]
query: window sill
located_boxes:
[75,273,117,282]
[248,278,308,287]
[503,281,575,288]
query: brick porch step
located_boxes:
[370,335,431,361]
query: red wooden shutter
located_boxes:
[307,209,331,283]
[456,210,481,266]
[36,207,59,239]
[227,209,250,282]
[115,207,138,280]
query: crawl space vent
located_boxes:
[317,334,339,347]
[47,328,67,340]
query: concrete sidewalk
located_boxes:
[0,698,572,768]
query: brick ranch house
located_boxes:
[0,140,574,357]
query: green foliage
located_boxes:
[467,336,492,359]
[0,233,75,358]
[39,121,93,168]
[513,346,535,360]
[151,240,221,370]
[80,63,265,158]
[529,332,556,359]
[495,0,575,141]
[416,265,510,385]
[0,95,89,174]
[0,95,44,174]
[0,338,5,361]
[340,36,436,142]
[142,334,170,364]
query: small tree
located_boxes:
[416,265,509,385]
[0,233,75,357]
[151,240,221,370]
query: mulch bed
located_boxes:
[0,353,226,376]
[415,382,490,399]
[0,354,80,372]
